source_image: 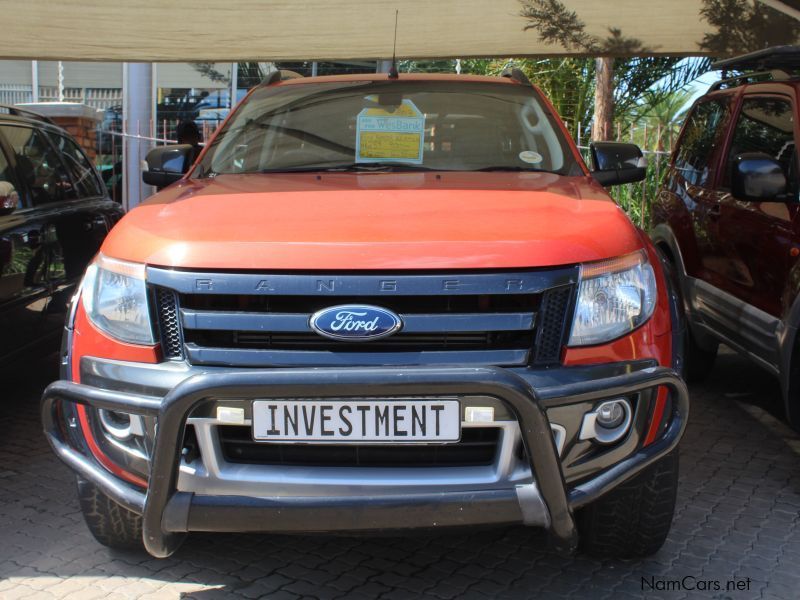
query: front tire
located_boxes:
[684,329,718,382]
[577,450,679,558]
[76,477,144,550]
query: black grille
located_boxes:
[533,286,573,364]
[184,330,533,352]
[180,293,539,314]
[148,269,577,367]
[218,426,500,467]
[155,287,183,359]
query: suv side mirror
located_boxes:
[142,145,194,188]
[590,142,647,187]
[731,152,788,201]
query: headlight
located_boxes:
[568,250,657,346]
[81,254,154,345]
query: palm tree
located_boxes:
[633,89,694,151]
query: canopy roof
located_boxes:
[2,0,799,61]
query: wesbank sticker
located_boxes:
[355,99,425,164]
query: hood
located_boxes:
[101,172,643,270]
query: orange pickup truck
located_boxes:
[42,69,688,559]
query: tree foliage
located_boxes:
[699,0,800,55]
[516,0,709,140]
[519,0,648,55]
[631,88,695,150]
[400,55,705,144]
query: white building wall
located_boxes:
[156,63,230,89]
[0,60,33,85]
[37,61,123,88]
[0,60,232,90]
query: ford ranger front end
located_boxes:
[42,72,688,559]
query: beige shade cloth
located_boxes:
[2,0,794,62]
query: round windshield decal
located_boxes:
[519,151,543,164]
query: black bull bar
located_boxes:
[42,365,688,557]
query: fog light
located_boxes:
[596,400,626,429]
[98,409,144,441]
[579,398,632,444]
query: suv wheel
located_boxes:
[577,450,679,558]
[684,329,718,382]
[76,477,144,550]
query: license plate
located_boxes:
[251,399,460,443]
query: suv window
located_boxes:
[0,125,76,205]
[47,132,105,198]
[674,98,730,187]
[723,96,797,192]
[197,80,581,176]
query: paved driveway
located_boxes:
[1,349,799,599]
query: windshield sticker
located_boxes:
[519,150,543,164]
[356,99,425,164]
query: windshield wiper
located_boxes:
[324,162,436,172]
[475,166,543,172]
[260,162,436,174]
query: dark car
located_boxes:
[652,46,800,429]
[0,105,123,369]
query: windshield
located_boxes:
[196,79,582,176]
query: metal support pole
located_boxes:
[123,62,155,211]
[57,61,64,102]
[311,61,318,77]
[31,61,39,103]
[151,63,158,139]
[230,62,238,108]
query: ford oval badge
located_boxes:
[309,305,402,341]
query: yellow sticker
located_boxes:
[362,102,420,118]
[356,99,425,164]
[359,132,421,160]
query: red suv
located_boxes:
[652,46,800,429]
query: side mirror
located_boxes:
[732,152,788,201]
[590,142,647,187]
[142,145,193,188]
[0,182,19,216]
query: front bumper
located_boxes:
[42,364,688,558]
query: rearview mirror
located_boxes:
[732,153,788,201]
[590,142,647,187]
[142,145,194,188]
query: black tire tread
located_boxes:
[577,450,679,558]
[76,477,144,550]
